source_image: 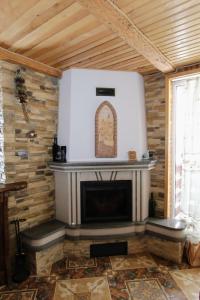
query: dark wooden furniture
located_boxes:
[0,181,27,286]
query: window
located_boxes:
[166,71,200,221]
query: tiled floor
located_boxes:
[0,253,199,300]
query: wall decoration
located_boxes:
[95,101,117,158]
[15,68,29,122]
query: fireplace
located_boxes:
[81,180,132,224]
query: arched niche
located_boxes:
[95,101,117,158]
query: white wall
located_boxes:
[58,68,147,162]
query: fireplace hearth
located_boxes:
[50,160,156,237]
[81,180,132,224]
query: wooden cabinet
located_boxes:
[0,182,27,286]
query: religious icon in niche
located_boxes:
[95,101,117,157]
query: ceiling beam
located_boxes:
[0,47,62,78]
[77,0,174,73]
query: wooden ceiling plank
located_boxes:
[0,0,39,33]
[147,10,200,40]
[70,46,135,68]
[54,38,125,68]
[156,27,200,48]
[0,47,62,77]
[43,28,115,65]
[9,1,84,53]
[162,38,200,54]
[0,0,64,48]
[171,56,200,65]
[71,50,138,69]
[127,0,174,23]
[132,0,198,29]
[98,56,149,70]
[48,35,123,66]
[81,51,140,69]
[77,0,174,73]
[167,48,200,59]
[117,0,153,15]
[23,15,99,59]
[152,22,200,45]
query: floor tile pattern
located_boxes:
[170,268,200,300]
[0,253,199,300]
[127,279,167,300]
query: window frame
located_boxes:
[165,68,200,218]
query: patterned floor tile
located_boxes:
[110,254,157,270]
[54,276,112,300]
[0,253,193,300]
[67,256,97,269]
[0,289,37,300]
[170,268,200,300]
[126,279,167,300]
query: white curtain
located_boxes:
[173,75,200,222]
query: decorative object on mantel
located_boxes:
[95,101,117,158]
[128,150,137,161]
[15,68,29,122]
[142,150,150,160]
[52,135,67,162]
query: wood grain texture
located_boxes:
[0,47,62,77]
[77,0,174,73]
[0,0,199,74]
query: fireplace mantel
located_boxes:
[49,160,155,238]
[49,160,156,172]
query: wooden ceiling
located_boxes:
[0,0,200,77]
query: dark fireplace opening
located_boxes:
[81,180,132,224]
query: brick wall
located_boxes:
[144,72,166,217]
[0,61,58,238]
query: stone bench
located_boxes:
[146,218,187,263]
[22,218,187,275]
[22,220,65,276]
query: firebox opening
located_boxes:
[81,180,132,224]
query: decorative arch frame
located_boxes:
[95,101,117,158]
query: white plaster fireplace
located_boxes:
[50,68,154,238]
[50,161,155,238]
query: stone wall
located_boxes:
[0,61,58,238]
[144,72,166,217]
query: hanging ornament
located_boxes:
[15,69,29,122]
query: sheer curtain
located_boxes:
[173,75,200,222]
